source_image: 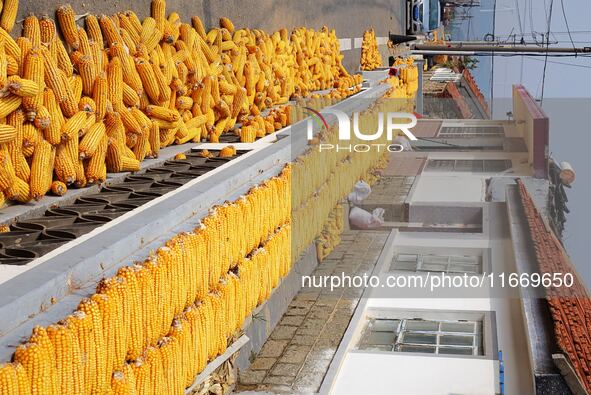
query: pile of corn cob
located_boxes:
[0,0,360,207]
[0,166,291,394]
[386,57,419,99]
[360,28,382,71]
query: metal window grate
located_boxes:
[439,126,505,137]
[390,253,482,274]
[425,159,512,173]
[358,318,483,356]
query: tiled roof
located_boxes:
[443,82,473,118]
[462,69,490,118]
[516,179,591,393]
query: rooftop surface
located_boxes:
[517,179,591,393]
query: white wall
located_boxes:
[332,352,497,395]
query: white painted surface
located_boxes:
[332,352,497,395]
[339,38,352,51]
[411,175,486,202]
[353,37,363,49]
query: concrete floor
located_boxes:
[15,0,406,72]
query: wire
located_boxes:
[559,0,576,53]
[490,0,496,116]
[540,0,554,105]
[524,56,591,69]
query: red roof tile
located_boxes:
[516,179,591,392]
[462,69,490,118]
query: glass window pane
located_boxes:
[372,319,400,333]
[450,256,479,264]
[397,344,436,354]
[420,262,448,272]
[405,320,439,331]
[440,335,474,347]
[439,347,474,356]
[363,331,395,346]
[423,255,449,264]
[396,254,419,263]
[403,332,437,345]
[393,260,418,271]
[449,263,480,274]
[359,344,393,352]
[440,322,475,333]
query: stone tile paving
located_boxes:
[235,230,389,394]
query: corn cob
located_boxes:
[135,58,159,103]
[77,55,96,96]
[60,111,87,141]
[99,15,123,46]
[39,16,56,44]
[57,5,80,49]
[33,105,51,130]
[85,15,103,47]
[79,121,106,159]
[92,73,107,120]
[0,0,18,33]
[0,94,21,118]
[54,143,76,184]
[8,75,40,97]
[30,139,55,200]
[0,124,15,144]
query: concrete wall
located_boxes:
[512,85,549,179]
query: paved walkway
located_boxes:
[236,230,389,394]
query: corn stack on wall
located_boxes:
[360,28,382,71]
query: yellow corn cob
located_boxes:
[43,89,65,146]
[151,62,171,103]
[78,55,96,97]
[4,177,30,203]
[107,57,123,107]
[77,298,107,393]
[0,95,21,118]
[135,58,160,103]
[69,74,83,103]
[0,124,16,144]
[40,16,56,44]
[99,15,123,46]
[0,27,20,60]
[23,15,41,48]
[78,27,92,58]
[0,0,18,33]
[145,105,180,122]
[78,96,96,114]
[83,15,102,45]
[57,5,80,49]
[33,105,51,131]
[121,83,140,108]
[6,54,17,76]
[47,323,84,395]
[60,111,87,141]
[79,121,106,159]
[118,13,140,45]
[151,0,166,32]
[92,73,107,120]
[54,143,76,184]
[30,139,55,200]
[49,180,67,196]
[21,49,44,121]
[7,75,40,97]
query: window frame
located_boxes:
[355,309,498,360]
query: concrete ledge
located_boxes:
[184,334,250,394]
[505,185,571,394]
